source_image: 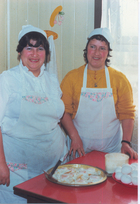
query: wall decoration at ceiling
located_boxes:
[44,6,64,40]
[50,6,65,27]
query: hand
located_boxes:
[69,135,85,159]
[121,143,138,160]
[0,162,10,187]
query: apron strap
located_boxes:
[83,64,111,88]
[83,64,88,88]
[105,66,111,88]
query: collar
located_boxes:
[19,60,45,77]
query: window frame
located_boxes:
[94,0,102,28]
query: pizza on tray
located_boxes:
[52,165,105,185]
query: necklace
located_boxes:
[93,77,102,87]
[89,73,102,87]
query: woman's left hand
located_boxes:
[121,142,138,159]
[121,119,138,159]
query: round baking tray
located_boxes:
[44,164,107,187]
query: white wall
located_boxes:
[0,0,95,82]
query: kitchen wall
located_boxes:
[0,0,95,82]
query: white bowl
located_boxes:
[105,153,129,173]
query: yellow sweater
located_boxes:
[61,65,135,120]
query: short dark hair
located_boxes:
[83,35,112,67]
[16,32,50,65]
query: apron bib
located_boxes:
[1,65,67,193]
[68,64,122,159]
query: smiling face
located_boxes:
[87,39,109,71]
[20,39,46,77]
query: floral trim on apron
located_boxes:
[7,162,27,172]
[81,92,113,102]
[22,96,48,104]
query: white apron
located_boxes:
[68,64,122,159]
[0,65,67,203]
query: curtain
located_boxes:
[101,0,138,152]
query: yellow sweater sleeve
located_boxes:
[60,65,84,118]
[109,67,135,120]
[60,65,135,120]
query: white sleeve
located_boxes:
[0,72,10,127]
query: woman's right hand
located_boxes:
[0,162,10,186]
[70,135,85,159]
[61,112,85,159]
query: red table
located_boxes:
[13,151,138,203]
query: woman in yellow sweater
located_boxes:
[61,27,137,160]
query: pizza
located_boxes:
[53,166,104,185]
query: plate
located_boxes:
[112,173,137,188]
[44,164,107,187]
